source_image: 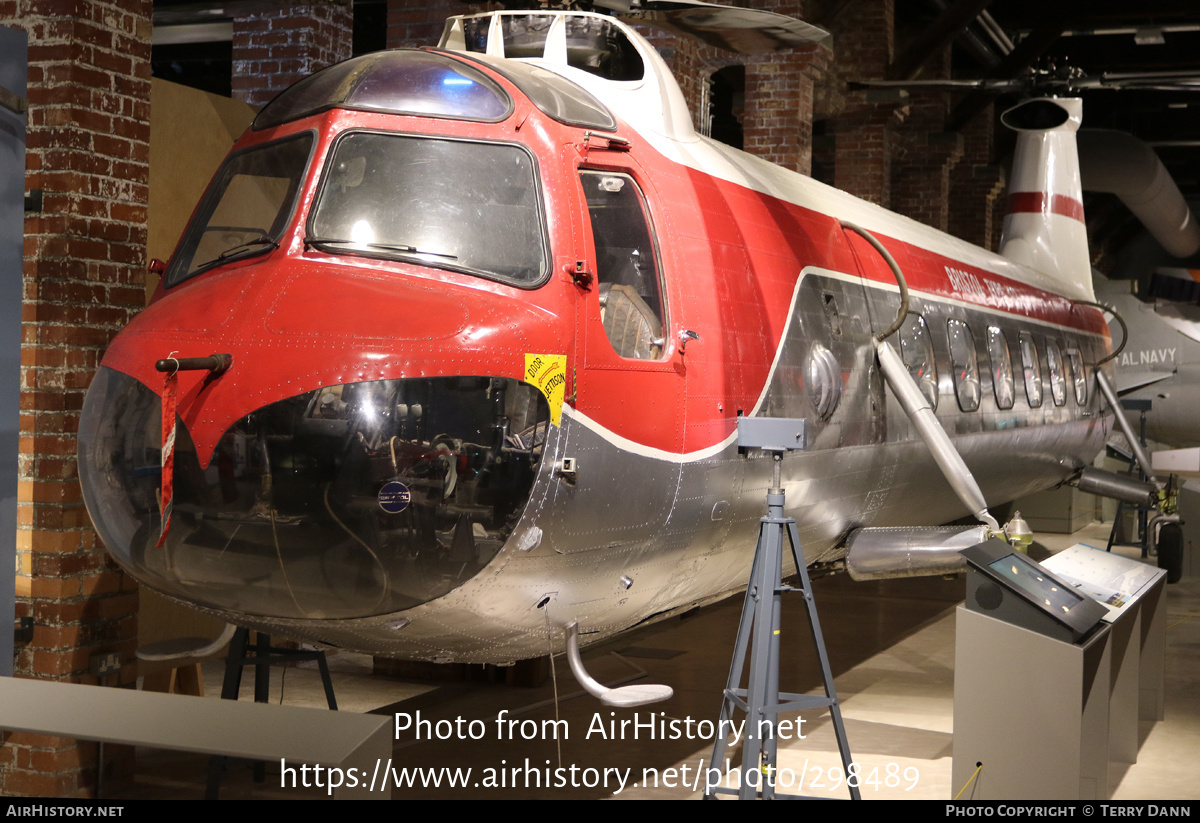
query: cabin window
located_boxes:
[580,171,666,360]
[898,313,937,410]
[947,319,980,412]
[1066,347,1087,405]
[987,326,1015,411]
[1019,332,1042,408]
[308,133,548,287]
[1046,339,1067,406]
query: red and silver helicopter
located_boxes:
[79,3,1134,667]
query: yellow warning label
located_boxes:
[525,353,567,427]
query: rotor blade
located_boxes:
[604,0,830,53]
[1094,69,1200,84]
[1063,70,1200,91]
[847,78,1027,94]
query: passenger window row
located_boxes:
[897,313,1091,414]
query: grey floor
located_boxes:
[119,521,1199,800]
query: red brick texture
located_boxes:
[821,0,898,207]
[232,0,354,109]
[0,0,151,797]
[948,104,1005,250]
[890,49,963,233]
[641,3,834,177]
[744,44,831,175]
[386,0,463,49]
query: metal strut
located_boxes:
[844,221,1000,533]
[706,417,859,800]
[1094,368,1159,487]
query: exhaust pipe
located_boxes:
[1071,466,1158,507]
[845,525,991,581]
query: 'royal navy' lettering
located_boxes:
[1118,348,1177,367]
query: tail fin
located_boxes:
[998,98,1095,301]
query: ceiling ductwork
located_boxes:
[1078,129,1200,260]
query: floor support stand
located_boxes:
[706,418,859,800]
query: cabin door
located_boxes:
[574,165,684,452]
[540,161,686,563]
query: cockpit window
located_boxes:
[166,133,314,287]
[462,55,617,131]
[253,51,512,130]
[308,132,548,286]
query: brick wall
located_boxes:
[824,1,898,207]
[0,0,152,797]
[948,105,1005,250]
[638,2,830,175]
[890,49,963,232]
[232,0,354,109]
[386,0,462,48]
[744,45,830,175]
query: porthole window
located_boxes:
[1018,332,1042,408]
[1046,339,1066,406]
[947,319,980,412]
[898,313,937,410]
[987,327,1015,411]
[805,343,842,419]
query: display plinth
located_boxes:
[952,605,1111,800]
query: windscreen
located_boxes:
[308,133,548,286]
[165,133,314,287]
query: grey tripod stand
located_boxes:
[705,417,859,800]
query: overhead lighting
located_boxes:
[153,22,233,46]
[1134,27,1165,46]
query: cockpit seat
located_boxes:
[599,283,662,360]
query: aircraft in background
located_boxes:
[1100,275,1200,449]
[78,4,1141,666]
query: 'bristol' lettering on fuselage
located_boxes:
[945,266,987,298]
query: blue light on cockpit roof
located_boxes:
[252,52,513,130]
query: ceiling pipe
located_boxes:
[1078,129,1200,260]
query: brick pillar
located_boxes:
[744,44,830,175]
[232,1,353,109]
[386,0,462,49]
[948,105,1005,250]
[0,0,152,797]
[822,0,898,207]
[832,105,899,207]
[890,49,963,232]
[641,1,830,172]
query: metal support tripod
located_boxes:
[705,417,859,800]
